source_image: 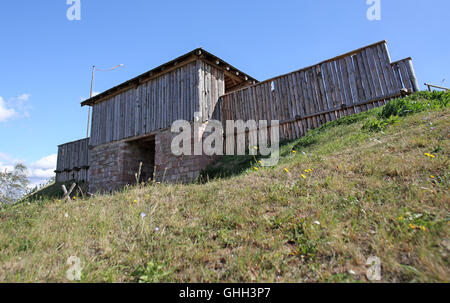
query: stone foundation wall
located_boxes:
[154,128,216,183]
[89,126,216,193]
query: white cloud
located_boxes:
[0,94,31,122]
[0,96,17,122]
[0,153,57,188]
[29,154,57,170]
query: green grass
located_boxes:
[0,91,449,282]
[21,181,88,203]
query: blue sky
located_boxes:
[0,0,449,186]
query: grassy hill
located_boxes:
[1,91,448,282]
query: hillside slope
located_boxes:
[1,92,449,282]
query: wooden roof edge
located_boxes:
[81,48,258,107]
[219,40,389,98]
[58,137,90,148]
[390,57,413,65]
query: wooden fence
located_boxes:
[55,138,89,183]
[213,41,419,141]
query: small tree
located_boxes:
[0,163,29,204]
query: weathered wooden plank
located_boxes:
[398,60,413,92]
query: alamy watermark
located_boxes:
[367,0,381,21]
[66,256,82,281]
[66,0,81,21]
[171,113,280,167]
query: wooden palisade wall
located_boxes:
[215,41,419,141]
[55,138,89,183]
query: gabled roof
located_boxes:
[81,48,258,107]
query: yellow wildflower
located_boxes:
[292,150,297,153]
[253,167,259,171]
[284,168,289,173]
[398,217,403,221]
[424,153,435,158]
[430,175,435,179]
[258,160,262,164]
[421,226,427,231]
[134,200,138,203]
[253,146,259,150]
[301,174,307,179]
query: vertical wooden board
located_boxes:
[258,83,267,122]
[329,61,343,118]
[127,90,132,138]
[143,83,148,134]
[155,77,160,130]
[398,60,413,92]
[291,72,306,133]
[352,54,367,112]
[207,64,213,120]
[186,64,191,121]
[262,82,271,122]
[112,95,117,140]
[321,63,334,118]
[268,80,277,122]
[148,81,153,132]
[163,74,167,129]
[365,47,384,107]
[239,89,245,121]
[240,89,245,122]
[184,65,189,122]
[231,92,237,122]
[136,86,141,137]
[156,77,160,130]
[191,62,196,121]
[285,75,296,122]
[281,77,291,120]
[340,58,354,114]
[254,85,261,122]
[378,43,397,93]
[157,76,162,130]
[202,62,208,122]
[299,70,312,129]
[125,90,130,138]
[177,66,181,122]
[308,68,319,126]
[151,80,156,131]
[360,49,376,109]
[211,65,217,119]
[242,87,249,121]
[147,81,155,133]
[167,72,172,128]
[287,74,300,137]
[276,78,286,120]
[311,66,326,124]
[109,99,114,141]
[391,63,402,91]
[257,84,265,122]
[198,62,204,121]
[334,59,347,117]
[304,69,316,128]
[118,92,124,140]
[405,59,419,92]
[372,46,389,100]
[355,52,371,110]
[318,64,334,121]
[290,73,302,118]
[184,64,189,121]
[345,56,360,113]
